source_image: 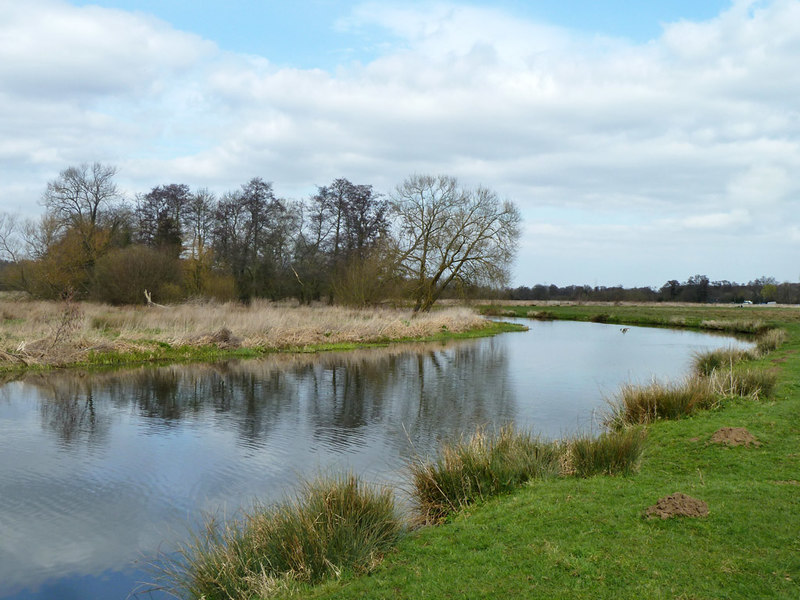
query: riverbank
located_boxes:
[0,299,522,372]
[287,304,799,599]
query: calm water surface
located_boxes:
[0,320,750,599]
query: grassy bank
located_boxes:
[479,301,797,334]
[279,304,799,599]
[0,298,522,372]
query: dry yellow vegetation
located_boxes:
[0,296,489,367]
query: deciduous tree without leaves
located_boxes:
[391,174,521,312]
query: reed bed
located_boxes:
[0,298,489,366]
[157,475,401,600]
[408,426,561,523]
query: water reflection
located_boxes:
[0,322,750,599]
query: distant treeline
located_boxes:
[502,274,798,304]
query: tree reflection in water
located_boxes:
[20,338,514,462]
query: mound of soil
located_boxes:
[646,493,708,520]
[710,427,760,447]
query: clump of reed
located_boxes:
[709,368,778,400]
[692,347,754,376]
[756,328,787,354]
[158,475,401,599]
[606,377,717,429]
[565,427,647,477]
[408,425,561,523]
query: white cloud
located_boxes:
[1,0,799,283]
[681,209,751,229]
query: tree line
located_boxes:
[0,164,521,311]
[505,274,798,304]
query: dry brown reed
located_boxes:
[0,298,489,366]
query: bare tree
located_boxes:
[42,163,120,228]
[391,174,521,312]
[0,213,24,262]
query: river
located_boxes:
[0,319,751,599]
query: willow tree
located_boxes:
[391,174,521,312]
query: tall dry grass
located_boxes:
[0,298,489,366]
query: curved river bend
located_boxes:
[0,320,750,599]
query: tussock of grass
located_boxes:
[709,367,778,400]
[756,328,787,354]
[692,347,754,376]
[566,427,647,477]
[157,475,401,599]
[606,377,717,428]
[408,426,561,523]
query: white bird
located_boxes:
[620,327,630,334]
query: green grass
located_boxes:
[479,302,791,335]
[286,305,800,600]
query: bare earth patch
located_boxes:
[710,427,760,447]
[646,493,709,519]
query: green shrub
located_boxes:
[409,425,561,523]
[568,427,647,477]
[158,475,401,599]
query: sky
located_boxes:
[1,0,798,288]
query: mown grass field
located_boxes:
[281,304,800,600]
